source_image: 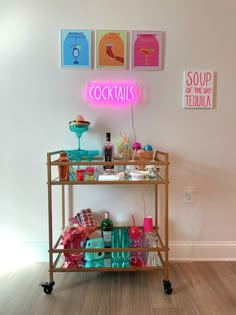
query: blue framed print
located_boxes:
[61,29,91,69]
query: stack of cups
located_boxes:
[121,229,130,267]
[111,229,120,267]
[129,226,144,267]
[111,228,130,267]
[143,216,159,266]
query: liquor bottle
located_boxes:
[103,132,114,171]
[101,211,114,248]
[58,152,69,181]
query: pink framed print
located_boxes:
[131,31,162,70]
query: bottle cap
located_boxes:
[106,132,111,140]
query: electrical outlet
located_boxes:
[184,186,195,204]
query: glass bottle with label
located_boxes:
[103,132,114,172]
[101,211,114,248]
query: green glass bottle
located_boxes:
[101,212,114,248]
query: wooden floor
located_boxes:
[0,262,236,315]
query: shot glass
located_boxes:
[76,169,85,181]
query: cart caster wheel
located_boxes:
[163,280,172,295]
[39,281,55,294]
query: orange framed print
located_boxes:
[96,30,127,69]
[131,31,162,70]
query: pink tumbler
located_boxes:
[143,216,153,233]
[128,215,144,267]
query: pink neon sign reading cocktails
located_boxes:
[86,81,139,106]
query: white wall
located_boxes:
[1,0,236,261]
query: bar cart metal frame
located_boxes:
[40,150,172,295]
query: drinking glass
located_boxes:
[111,229,120,265]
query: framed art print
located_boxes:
[61,29,91,69]
[183,70,214,109]
[96,30,127,69]
[131,31,162,70]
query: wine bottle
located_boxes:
[103,132,114,171]
[101,211,113,248]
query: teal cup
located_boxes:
[121,228,130,267]
[111,229,120,264]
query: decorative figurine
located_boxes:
[144,165,160,179]
[117,132,132,160]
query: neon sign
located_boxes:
[85,81,140,106]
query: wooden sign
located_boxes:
[183,70,214,109]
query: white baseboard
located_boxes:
[25,241,236,263]
[169,241,236,262]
